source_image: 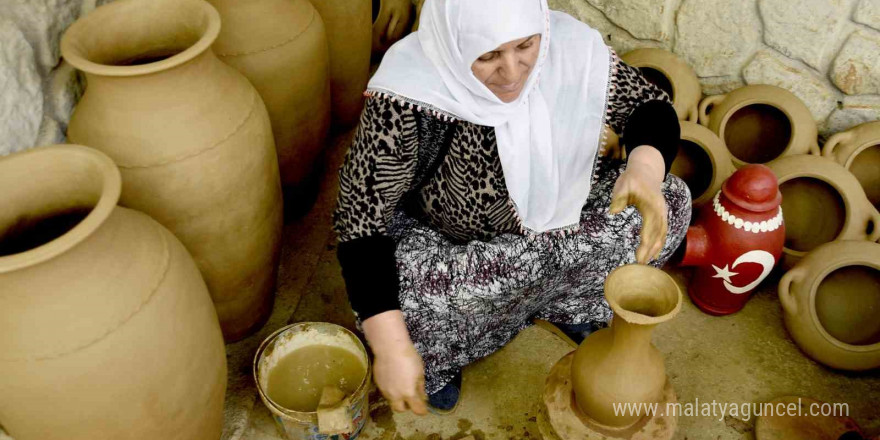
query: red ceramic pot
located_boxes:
[678,165,786,315]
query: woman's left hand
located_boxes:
[609,145,668,264]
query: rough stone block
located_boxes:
[0,19,43,157]
[674,0,761,77]
[44,61,84,129]
[35,116,66,147]
[822,95,880,135]
[0,0,82,74]
[854,0,880,32]
[698,75,745,96]
[584,0,679,42]
[759,0,850,71]
[744,50,839,121]
[550,0,667,53]
[831,30,880,95]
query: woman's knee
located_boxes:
[662,174,692,231]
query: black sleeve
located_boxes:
[337,236,401,319]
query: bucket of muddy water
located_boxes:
[254,322,371,440]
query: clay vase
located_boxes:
[699,85,820,168]
[779,240,880,370]
[62,0,284,342]
[208,0,332,215]
[678,165,785,315]
[767,155,880,270]
[571,264,682,429]
[620,48,702,122]
[0,145,226,440]
[670,122,736,206]
[371,0,414,54]
[306,0,371,127]
[823,121,880,214]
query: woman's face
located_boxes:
[471,34,541,103]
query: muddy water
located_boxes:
[266,345,366,412]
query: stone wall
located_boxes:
[549,0,880,137]
[1,0,879,156]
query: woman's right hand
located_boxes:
[362,310,429,415]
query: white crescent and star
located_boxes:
[711,250,776,294]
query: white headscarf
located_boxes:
[368,0,610,234]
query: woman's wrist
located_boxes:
[362,310,415,356]
[626,145,665,185]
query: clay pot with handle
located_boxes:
[779,240,880,371]
[621,48,702,122]
[670,122,736,207]
[767,155,880,270]
[372,0,414,54]
[823,121,880,214]
[0,145,227,440]
[208,0,332,216]
[62,0,284,341]
[571,264,682,429]
[699,85,820,168]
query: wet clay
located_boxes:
[779,178,845,253]
[0,208,90,257]
[267,345,366,412]
[670,139,713,201]
[849,145,880,211]
[724,104,792,164]
[815,265,880,346]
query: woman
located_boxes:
[334,0,691,415]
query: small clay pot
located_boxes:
[371,0,414,54]
[767,155,880,269]
[823,121,880,214]
[670,122,736,206]
[699,85,820,168]
[779,241,880,370]
[621,48,702,122]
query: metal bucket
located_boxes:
[254,323,371,440]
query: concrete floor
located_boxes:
[221,127,880,440]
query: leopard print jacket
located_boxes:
[334,52,673,244]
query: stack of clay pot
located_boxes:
[0,145,227,440]
[61,0,283,342]
[372,0,415,55]
[207,0,332,215]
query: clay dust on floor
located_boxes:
[224,126,880,440]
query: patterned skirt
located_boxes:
[386,159,692,394]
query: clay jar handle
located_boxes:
[822,131,855,160]
[869,208,880,243]
[698,94,726,127]
[778,268,802,315]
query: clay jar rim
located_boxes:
[790,244,880,353]
[604,265,683,326]
[252,322,372,417]
[0,145,122,274]
[60,0,221,77]
[680,122,733,205]
[620,49,701,117]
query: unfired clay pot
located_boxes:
[823,121,880,214]
[372,0,414,54]
[571,264,682,429]
[670,122,736,206]
[208,0,331,213]
[621,48,702,122]
[699,85,820,168]
[767,155,880,270]
[779,240,880,370]
[306,0,371,127]
[0,145,226,440]
[62,0,284,341]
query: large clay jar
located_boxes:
[823,121,880,213]
[208,0,332,214]
[699,85,820,168]
[670,122,736,206]
[306,0,371,127]
[779,240,880,370]
[767,155,880,270]
[62,0,284,342]
[571,264,682,429]
[372,0,414,54]
[0,145,226,440]
[621,48,702,122]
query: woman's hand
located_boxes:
[362,310,428,415]
[609,145,668,264]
